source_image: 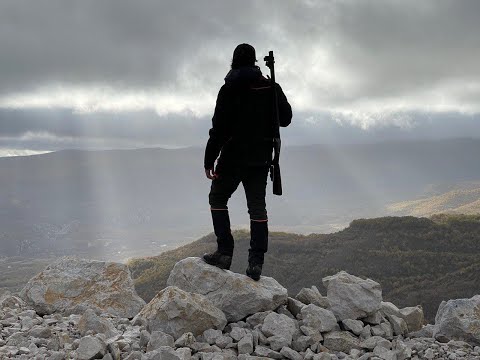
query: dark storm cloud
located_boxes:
[0,0,261,94]
[0,0,479,153]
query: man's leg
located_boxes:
[242,166,269,279]
[205,170,241,269]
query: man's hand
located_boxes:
[205,168,218,180]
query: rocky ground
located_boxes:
[1,257,479,359]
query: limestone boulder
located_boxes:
[166,257,287,322]
[322,271,382,321]
[433,295,480,345]
[138,286,227,339]
[20,257,145,318]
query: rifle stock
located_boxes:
[271,138,282,196]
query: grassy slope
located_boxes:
[128,215,480,323]
[388,188,480,216]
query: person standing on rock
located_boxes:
[203,43,292,280]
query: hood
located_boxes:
[224,66,263,86]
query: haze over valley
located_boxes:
[1,138,480,263]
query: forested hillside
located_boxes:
[129,215,480,323]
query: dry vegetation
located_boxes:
[128,215,480,323]
[388,187,480,216]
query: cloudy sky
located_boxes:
[1,0,479,155]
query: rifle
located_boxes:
[264,51,282,196]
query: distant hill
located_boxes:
[128,215,480,323]
[2,139,480,260]
[388,184,480,217]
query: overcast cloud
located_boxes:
[1,0,479,154]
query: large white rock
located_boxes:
[166,257,288,322]
[138,286,227,339]
[20,257,145,318]
[322,271,382,321]
[433,295,480,345]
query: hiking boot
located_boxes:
[203,251,232,270]
[246,262,263,281]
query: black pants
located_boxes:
[209,166,269,263]
[209,166,269,220]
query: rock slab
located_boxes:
[166,257,288,322]
[20,257,145,318]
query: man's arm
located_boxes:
[204,85,232,172]
[275,83,292,127]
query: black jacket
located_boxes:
[204,66,292,172]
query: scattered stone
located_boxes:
[108,341,121,360]
[323,331,362,353]
[280,346,303,360]
[203,329,223,345]
[373,345,396,360]
[292,334,314,352]
[230,327,248,342]
[360,324,372,340]
[78,308,118,338]
[261,312,297,343]
[295,286,330,309]
[362,311,383,325]
[145,346,182,360]
[245,311,271,328]
[147,331,175,351]
[76,335,107,360]
[371,325,386,337]
[287,297,305,317]
[175,332,196,347]
[138,286,227,338]
[301,304,337,332]
[380,322,394,339]
[28,325,52,338]
[342,319,364,336]
[386,314,408,336]
[360,336,391,350]
[215,335,233,348]
[2,259,478,360]
[254,345,283,359]
[276,304,295,319]
[399,306,424,332]
[322,271,382,321]
[237,333,254,354]
[267,335,291,351]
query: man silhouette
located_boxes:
[203,43,292,280]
